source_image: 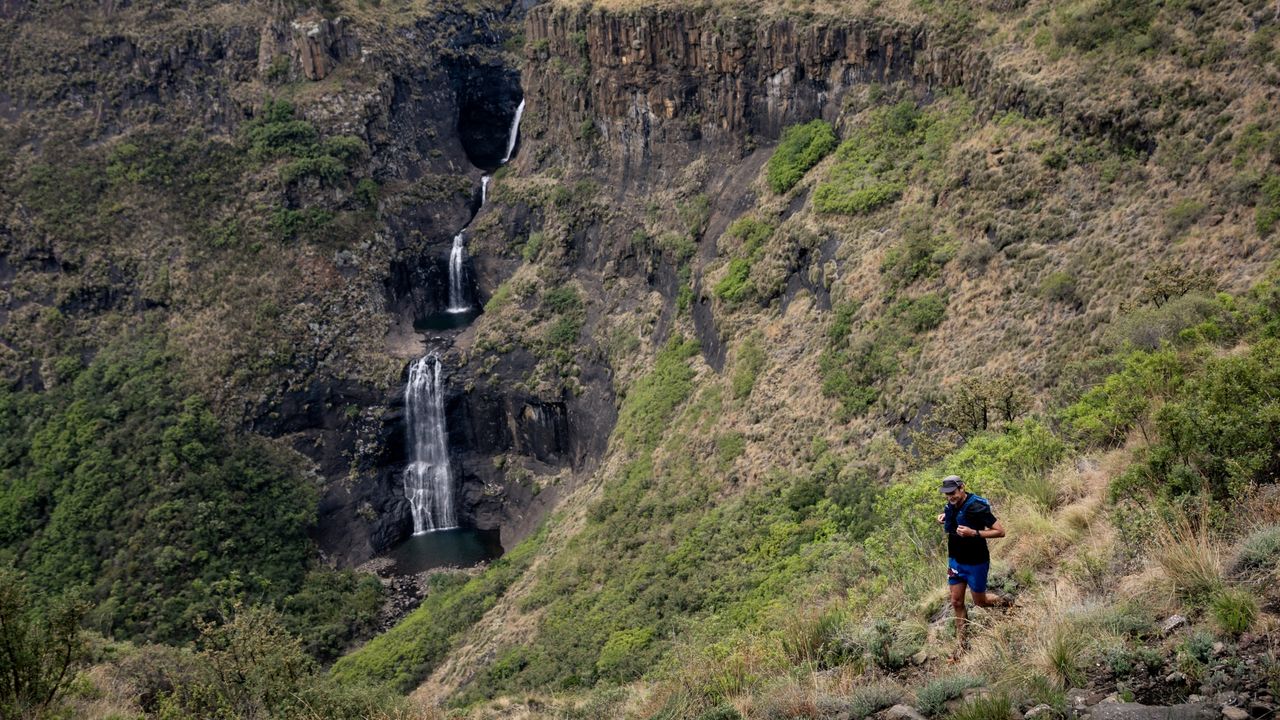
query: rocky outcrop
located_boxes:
[291,15,359,81]
[521,5,1157,187]
[522,6,1042,184]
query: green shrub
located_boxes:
[725,217,775,254]
[523,231,546,262]
[158,605,408,720]
[1060,348,1182,446]
[948,693,1014,720]
[321,135,367,162]
[813,179,903,215]
[882,211,951,287]
[0,568,88,719]
[355,178,378,207]
[1040,271,1078,304]
[244,100,318,160]
[595,627,654,680]
[657,231,697,264]
[1210,588,1258,636]
[766,120,838,193]
[731,335,766,399]
[615,337,700,452]
[1257,175,1280,235]
[714,258,753,304]
[544,285,583,315]
[898,293,947,332]
[716,433,747,468]
[1116,338,1280,501]
[916,675,984,717]
[546,316,582,350]
[282,569,383,663]
[1231,524,1280,575]
[678,195,712,237]
[280,155,346,185]
[268,207,333,241]
[1102,293,1220,350]
[714,218,775,305]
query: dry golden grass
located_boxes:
[1153,511,1225,604]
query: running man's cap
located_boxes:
[940,475,963,493]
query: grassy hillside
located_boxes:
[337,0,1280,713]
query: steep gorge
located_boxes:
[4,0,1280,716]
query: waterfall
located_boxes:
[501,98,526,164]
[481,175,490,206]
[446,231,470,314]
[403,354,457,534]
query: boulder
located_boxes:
[1161,614,1189,635]
[1221,708,1249,720]
[1025,704,1055,720]
[885,705,928,720]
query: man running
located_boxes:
[936,475,1010,654]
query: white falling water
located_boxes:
[440,101,523,317]
[501,98,526,164]
[403,354,457,534]
[446,231,470,313]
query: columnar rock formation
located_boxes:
[521,4,1150,185]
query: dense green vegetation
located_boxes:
[713,217,775,305]
[765,120,838,194]
[813,100,970,216]
[0,331,325,644]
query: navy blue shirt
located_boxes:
[943,493,997,565]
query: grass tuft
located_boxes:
[1154,514,1223,605]
[1209,588,1258,636]
[1039,623,1088,689]
[948,693,1014,720]
[917,675,984,717]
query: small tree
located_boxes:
[0,568,88,719]
[937,373,1032,438]
[1138,260,1212,308]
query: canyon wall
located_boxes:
[521,5,1039,186]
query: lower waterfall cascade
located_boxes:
[402,354,457,534]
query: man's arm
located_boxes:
[957,515,1003,538]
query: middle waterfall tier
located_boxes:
[446,231,470,314]
[403,354,458,534]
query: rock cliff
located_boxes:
[521,5,1032,185]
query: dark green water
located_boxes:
[414,309,481,332]
[385,527,503,574]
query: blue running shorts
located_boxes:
[947,558,990,593]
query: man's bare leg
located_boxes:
[971,591,1013,609]
[949,582,968,655]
